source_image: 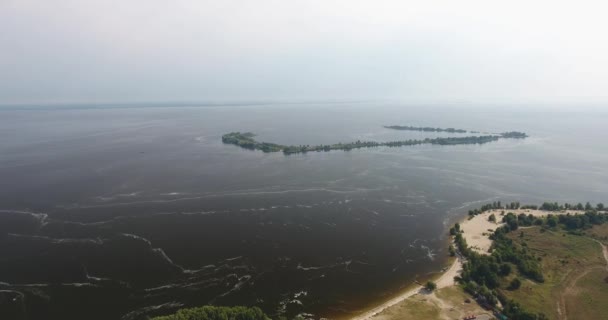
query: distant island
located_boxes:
[222,130,528,155]
[384,125,467,133]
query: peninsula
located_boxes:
[356,201,608,320]
[222,131,528,155]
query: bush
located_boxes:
[449,245,456,257]
[509,278,522,290]
[151,306,270,320]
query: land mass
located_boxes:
[356,201,608,320]
[222,131,528,155]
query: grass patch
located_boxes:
[435,286,467,305]
[436,286,486,317]
[500,227,605,319]
[565,268,608,319]
[377,295,441,320]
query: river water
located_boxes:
[0,103,606,319]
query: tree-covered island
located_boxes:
[384,125,468,133]
[222,130,528,155]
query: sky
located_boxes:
[1,0,608,105]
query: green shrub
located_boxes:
[152,305,270,320]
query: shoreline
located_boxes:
[349,207,592,320]
[349,228,465,320]
[349,256,463,320]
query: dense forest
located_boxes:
[222,130,528,155]
[452,202,607,320]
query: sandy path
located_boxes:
[435,256,462,289]
[594,240,608,270]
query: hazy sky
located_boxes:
[1,0,607,104]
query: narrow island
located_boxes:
[384,125,467,133]
[222,130,528,155]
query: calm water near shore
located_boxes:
[0,103,606,319]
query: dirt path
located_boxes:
[559,268,591,320]
[595,240,608,270]
[558,241,608,320]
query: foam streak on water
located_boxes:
[1,103,607,319]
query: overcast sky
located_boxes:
[1,0,607,105]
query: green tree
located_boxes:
[509,278,522,290]
[547,215,558,227]
[449,227,457,236]
[425,281,437,291]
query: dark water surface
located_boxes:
[0,103,607,319]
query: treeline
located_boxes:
[502,210,608,231]
[382,126,528,140]
[539,201,604,211]
[151,306,269,320]
[468,201,521,217]
[221,132,283,153]
[453,202,608,320]
[468,201,606,218]
[383,125,467,133]
[222,132,529,155]
[556,211,608,230]
[500,131,528,139]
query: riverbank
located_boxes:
[350,211,478,320]
[350,256,463,320]
[349,207,595,320]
